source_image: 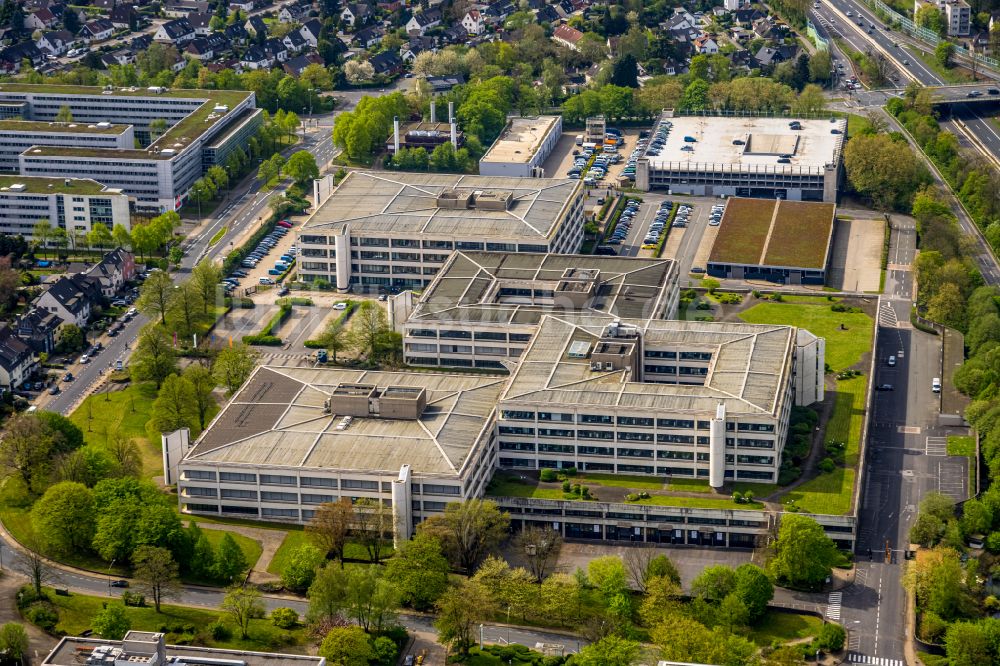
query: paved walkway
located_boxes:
[184,521,287,584]
[0,572,58,663]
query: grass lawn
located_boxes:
[740,301,873,372]
[826,376,867,466]
[578,472,666,490]
[268,530,393,576]
[846,112,872,137]
[631,494,764,510]
[208,225,228,246]
[780,467,856,515]
[947,435,975,457]
[748,611,825,646]
[484,475,567,501]
[194,526,263,577]
[40,588,311,652]
[666,477,782,497]
[905,45,974,84]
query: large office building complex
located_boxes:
[0,83,262,212]
[478,115,563,178]
[401,251,680,369]
[636,114,846,202]
[296,172,585,291]
[0,175,131,237]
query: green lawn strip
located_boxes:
[826,376,867,466]
[574,472,666,490]
[904,45,974,84]
[484,475,566,500]
[201,526,262,570]
[739,302,873,372]
[777,295,841,305]
[846,112,872,137]
[781,467,856,515]
[666,477,782,497]
[208,226,228,246]
[629,495,764,509]
[268,531,394,576]
[916,652,949,666]
[40,588,310,652]
[947,435,975,457]
[748,611,825,646]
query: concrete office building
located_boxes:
[0,175,130,238]
[636,114,846,202]
[401,251,680,369]
[297,171,585,291]
[494,316,824,486]
[0,83,262,212]
[170,365,507,537]
[478,115,563,177]
[915,0,970,36]
[0,120,134,172]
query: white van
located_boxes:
[932,378,941,393]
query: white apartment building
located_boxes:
[478,115,563,178]
[0,175,130,238]
[0,84,261,212]
[0,120,134,172]
[401,251,680,370]
[297,172,585,291]
[915,0,970,36]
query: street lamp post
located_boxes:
[107,558,116,596]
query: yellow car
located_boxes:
[642,243,657,250]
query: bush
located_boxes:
[732,491,744,503]
[625,493,639,502]
[919,611,947,644]
[242,334,282,346]
[561,480,571,492]
[564,467,577,476]
[25,603,58,631]
[208,620,231,641]
[271,608,298,629]
[539,468,558,482]
[16,585,45,609]
[816,623,846,651]
[818,457,836,473]
[121,591,145,607]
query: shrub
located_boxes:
[121,591,145,607]
[581,486,591,499]
[25,603,58,631]
[819,457,836,473]
[572,483,581,495]
[271,608,298,629]
[625,493,639,502]
[208,620,231,641]
[242,334,282,346]
[564,467,577,476]
[539,468,558,482]
[561,480,571,492]
[732,491,744,503]
[16,585,45,609]
[816,623,846,651]
[744,490,754,503]
[696,300,711,310]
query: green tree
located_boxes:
[137,270,175,326]
[733,563,773,623]
[282,150,319,187]
[87,223,114,253]
[691,565,736,602]
[183,364,217,430]
[306,499,353,565]
[318,626,374,666]
[768,514,840,589]
[385,533,450,610]
[151,374,196,433]
[37,410,84,453]
[0,623,29,663]
[190,261,222,315]
[916,4,945,34]
[434,580,495,656]
[33,219,53,259]
[0,413,57,492]
[793,83,827,115]
[646,554,681,587]
[132,545,181,613]
[574,635,640,666]
[93,603,131,640]
[188,523,216,580]
[680,79,711,111]
[207,165,229,193]
[316,318,349,361]
[31,481,95,555]
[214,533,249,583]
[935,41,955,68]
[944,621,993,666]
[280,544,325,594]
[417,499,510,574]
[221,585,264,639]
[844,133,926,210]
[55,105,74,122]
[149,118,168,141]
[189,178,215,217]
[307,564,349,623]
[213,343,259,394]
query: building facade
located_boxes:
[297,172,585,291]
[478,115,563,178]
[0,176,130,238]
[915,0,970,36]
[0,121,134,172]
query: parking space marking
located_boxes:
[925,436,947,456]
[937,460,967,502]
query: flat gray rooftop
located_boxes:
[184,366,506,476]
[302,171,580,241]
[44,636,323,666]
[409,252,675,325]
[480,116,560,165]
[501,315,798,416]
[647,116,846,173]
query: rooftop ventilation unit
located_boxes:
[8,183,26,192]
[568,340,591,358]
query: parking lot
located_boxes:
[226,218,301,296]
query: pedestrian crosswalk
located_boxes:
[926,436,947,456]
[847,653,903,666]
[826,591,842,621]
[878,302,899,328]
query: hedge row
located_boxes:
[243,301,292,346]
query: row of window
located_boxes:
[298,235,553,254]
[499,411,775,433]
[497,444,774,465]
[182,471,462,495]
[497,459,776,481]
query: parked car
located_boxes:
[110,580,129,588]
[259,277,275,285]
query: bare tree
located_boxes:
[15,537,57,597]
[624,547,655,593]
[306,499,353,567]
[513,525,562,583]
[353,498,391,565]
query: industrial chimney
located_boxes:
[448,101,454,123]
[393,116,400,154]
[451,121,457,148]
[430,101,436,124]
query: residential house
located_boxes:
[15,308,61,355]
[245,15,268,36]
[36,30,75,55]
[552,23,583,50]
[154,18,196,43]
[229,0,255,12]
[84,248,135,298]
[693,35,719,54]
[185,33,229,59]
[406,8,442,35]
[354,25,383,48]
[282,30,307,53]
[225,22,250,45]
[665,10,697,31]
[754,44,797,68]
[262,37,288,62]
[0,42,43,73]
[164,0,210,17]
[241,44,270,69]
[282,52,322,76]
[299,18,322,47]
[378,0,402,11]
[83,18,115,41]
[279,3,310,23]
[34,276,95,328]
[753,16,780,40]
[734,7,765,26]
[440,24,468,45]
[423,73,464,93]
[340,2,372,27]
[370,49,402,76]
[0,324,36,391]
[100,49,134,67]
[537,5,559,24]
[110,4,138,29]
[483,1,513,25]
[187,12,212,35]
[461,9,484,34]
[130,33,152,51]
[24,7,59,31]
[400,36,434,62]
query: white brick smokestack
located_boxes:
[393,116,400,154]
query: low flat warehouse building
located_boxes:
[495,316,824,486]
[297,171,585,291]
[170,365,507,536]
[0,83,261,212]
[478,115,562,177]
[402,251,680,369]
[707,198,836,285]
[637,114,845,202]
[0,175,130,237]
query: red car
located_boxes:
[277,220,293,228]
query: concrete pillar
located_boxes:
[448,101,454,122]
[392,117,400,154]
[333,224,350,292]
[709,402,726,489]
[430,101,436,123]
[391,465,412,548]
[450,121,457,148]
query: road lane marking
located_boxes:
[826,591,842,621]
[925,436,947,456]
